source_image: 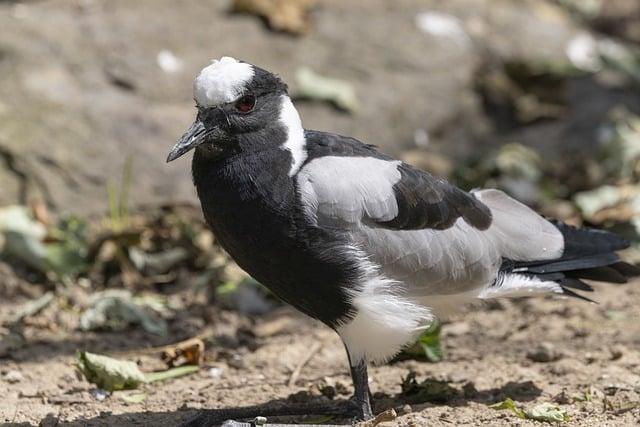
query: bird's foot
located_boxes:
[347,394,374,421]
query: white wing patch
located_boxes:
[280,96,308,176]
[478,273,563,299]
[297,156,402,226]
[193,56,254,107]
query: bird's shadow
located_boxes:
[10,380,542,427]
[8,398,355,427]
[377,380,543,411]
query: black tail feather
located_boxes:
[520,253,620,274]
[611,261,640,277]
[559,286,597,303]
[566,266,628,284]
[502,220,639,303]
[548,220,630,257]
[559,278,594,292]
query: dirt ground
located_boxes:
[2,272,639,427]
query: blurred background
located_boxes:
[1,1,639,426]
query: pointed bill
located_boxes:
[166,120,206,162]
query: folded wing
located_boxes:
[296,150,566,296]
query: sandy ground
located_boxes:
[1,276,639,427]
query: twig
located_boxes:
[109,330,213,357]
[10,292,55,323]
[144,365,199,383]
[356,409,397,427]
[288,342,322,387]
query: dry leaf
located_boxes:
[295,67,359,113]
[161,337,205,367]
[232,0,316,35]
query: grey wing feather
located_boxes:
[297,157,566,295]
[376,163,492,231]
[297,156,492,232]
[297,156,402,228]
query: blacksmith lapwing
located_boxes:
[167,57,639,422]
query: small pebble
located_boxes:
[550,359,579,375]
[584,352,597,364]
[444,321,470,337]
[553,389,571,404]
[609,345,625,361]
[4,370,23,383]
[208,367,224,379]
[397,404,412,415]
[320,385,336,399]
[253,416,267,426]
[527,342,562,362]
[91,389,109,401]
[227,354,246,369]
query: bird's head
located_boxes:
[167,57,292,162]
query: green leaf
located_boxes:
[76,352,199,392]
[44,216,90,279]
[417,321,443,362]
[525,403,571,423]
[573,391,592,402]
[128,247,189,275]
[400,320,443,362]
[9,292,55,323]
[0,209,89,280]
[215,280,240,297]
[79,290,168,336]
[1,230,48,272]
[45,243,88,278]
[490,399,570,423]
[76,351,146,391]
[489,398,526,419]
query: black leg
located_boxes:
[179,348,364,426]
[181,352,374,426]
[347,356,374,421]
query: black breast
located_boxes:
[192,146,357,327]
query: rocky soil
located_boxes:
[1,273,639,426]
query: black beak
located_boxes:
[166,120,207,162]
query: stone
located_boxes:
[527,342,563,363]
[4,369,23,383]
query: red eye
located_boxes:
[235,94,256,113]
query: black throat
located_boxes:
[191,131,357,327]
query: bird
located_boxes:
[167,56,640,423]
